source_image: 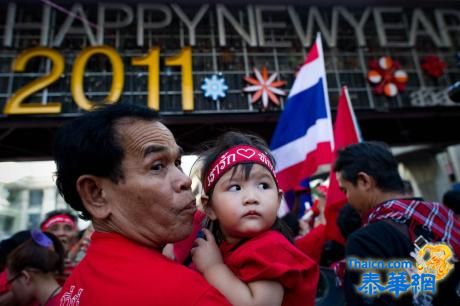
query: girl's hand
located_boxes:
[191,229,223,274]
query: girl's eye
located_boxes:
[228,185,241,191]
[258,182,270,189]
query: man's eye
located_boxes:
[228,185,241,191]
[175,159,182,169]
[151,163,164,171]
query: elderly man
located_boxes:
[334,142,459,306]
[54,103,230,305]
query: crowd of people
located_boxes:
[0,103,458,306]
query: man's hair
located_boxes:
[336,204,362,240]
[40,209,78,228]
[54,103,159,220]
[334,142,404,193]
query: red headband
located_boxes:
[41,215,76,231]
[204,145,279,194]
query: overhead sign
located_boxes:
[3,3,459,48]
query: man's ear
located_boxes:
[357,172,375,190]
[76,175,111,219]
[201,194,217,220]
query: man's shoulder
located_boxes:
[60,255,230,305]
[349,221,395,241]
[347,221,411,258]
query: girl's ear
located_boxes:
[277,189,283,207]
[21,270,33,285]
[201,194,217,220]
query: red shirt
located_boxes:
[57,232,230,306]
[295,224,326,263]
[220,230,319,306]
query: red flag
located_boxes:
[325,86,361,244]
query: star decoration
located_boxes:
[243,66,286,109]
[201,74,228,101]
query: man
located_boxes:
[54,103,230,306]
[334,142,459,306]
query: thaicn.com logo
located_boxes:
[347,236,455,299]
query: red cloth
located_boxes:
[368,198,460,257]
[57,232,230,306]
[220,231,319,306]
[0,270,7,294]
[173,210,206,263]
[45,292,61,306]
[295,224,326,264]
[325,86,361,244]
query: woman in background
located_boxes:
[6,230,64,306]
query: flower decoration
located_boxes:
[201,74,228,101]
[367,57,408,97]
[421,55,446,79]
[243,66,286,109]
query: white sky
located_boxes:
[0,156,198,184]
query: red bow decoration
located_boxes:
[367,57,408,97]
[421,55,446,79]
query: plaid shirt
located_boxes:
[367,198,460,257]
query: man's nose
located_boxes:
[173,167,192,191]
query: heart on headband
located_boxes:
[236,148,255,159]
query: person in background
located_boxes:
[191,131,319,306]
[295,186,328,264]
[0,231,34,306]
[442,189,460,219]
[53,103,230,305]
[40,210,80,283]
[329,204,363,288]
[6,231,64,306]
[40,210,79,255]
[335,142,459,306]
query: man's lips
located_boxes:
[183,199,197,213]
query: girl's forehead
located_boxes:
[226,163,273,180]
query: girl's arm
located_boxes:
[191,229,284,306]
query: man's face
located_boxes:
[336,171,369,215]
[102,120,196,248]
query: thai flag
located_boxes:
[271,34,334,194]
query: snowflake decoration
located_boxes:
[243,66,286,109]
[367,56,408,97]
[201,75,228,101]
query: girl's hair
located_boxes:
[7,232,64,276]
[199,131,294,245]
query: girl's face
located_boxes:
[6,269,34,306]
[206,164,281,244]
